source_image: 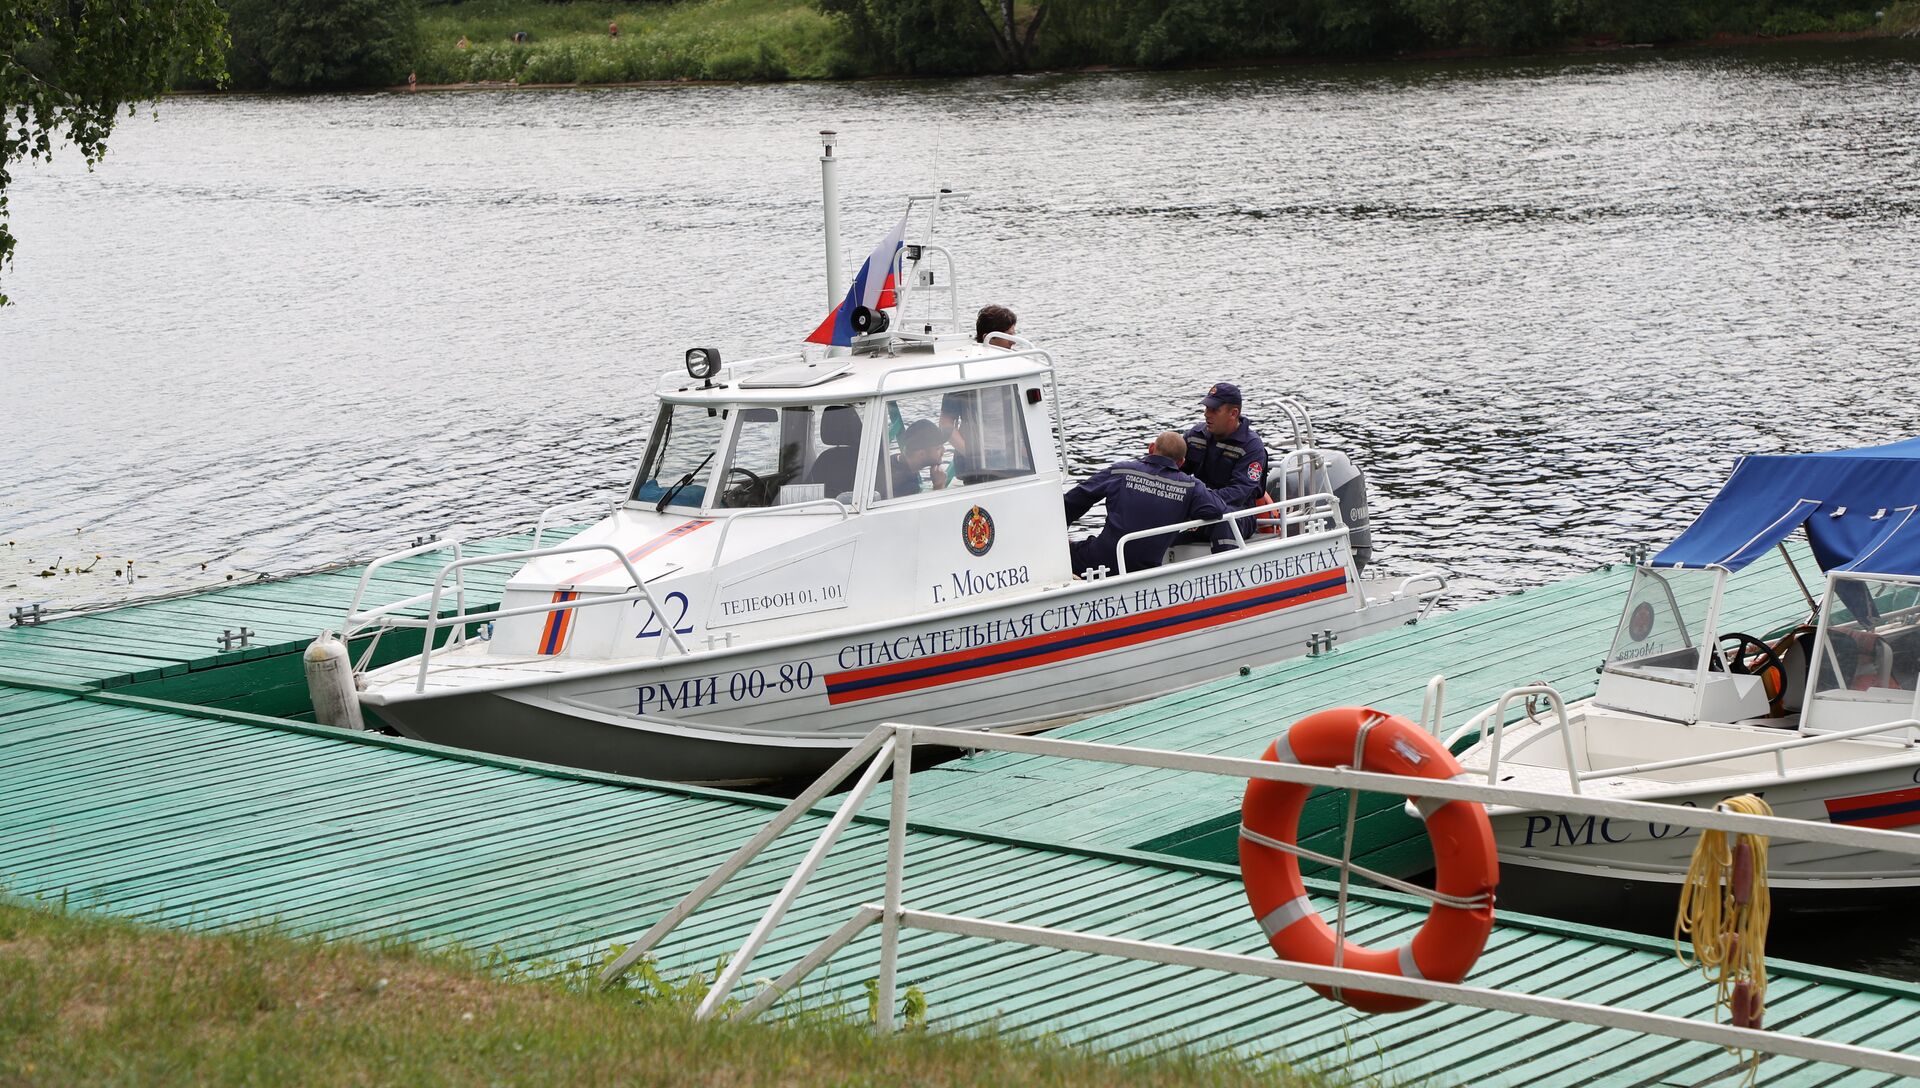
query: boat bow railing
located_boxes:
[1446,684,1582,793]
[1447,682,1920,795]
[533,493,621,549]
[341,537,472,669]
[591,721,1920,1081]
[341,540,692,691]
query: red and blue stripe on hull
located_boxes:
[1827,786,1920,831]
[538,591,579,656]
[823,569,1349,705]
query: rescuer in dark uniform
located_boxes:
[1063,431,1226,577]
[1182,381,1268,550]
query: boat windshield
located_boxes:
[719,404,864,509]
[632,403,728,510]
[1812,574,1920,703]
[1604,566,1721,676]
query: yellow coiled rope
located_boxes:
[1675,793,1772,1080]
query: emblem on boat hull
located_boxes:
[962,505,995,557]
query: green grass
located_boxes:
[0,897,1370,1087]
[415,0,860,84]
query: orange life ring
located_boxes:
[1239,706,1498,1013]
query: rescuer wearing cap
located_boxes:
[1182,382,1268,549]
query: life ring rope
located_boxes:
[1236,823,1494,910]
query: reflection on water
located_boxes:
[3,42,1919,969]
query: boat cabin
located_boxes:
[485,337,1080,658]
[1593,438,1920,738]
[632,345,1057,515]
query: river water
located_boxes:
[4,42,1920,971]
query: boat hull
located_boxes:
[1485,759,1920,916]
[369,544,1423,784]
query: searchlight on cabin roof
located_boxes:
[685,347,722,382]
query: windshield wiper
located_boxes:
[655,450,717,513]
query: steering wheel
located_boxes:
[1718,632,1786,701]
[725,466,767,506]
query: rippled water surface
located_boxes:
[4,44,1920,977]
[5,44,1918,607]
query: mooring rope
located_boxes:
[1675,793,1773,1085]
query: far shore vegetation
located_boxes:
[0,896,1368,1087]
[215,0,1920,92]
[2,0,1916,302]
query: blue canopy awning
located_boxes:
[1652,436,1920,576]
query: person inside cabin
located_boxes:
[889,418,949,496]
[1063,431,1225,578]
[938,305,1018,484]
[1181,381,1269,551]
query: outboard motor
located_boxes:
[1265,450,1372,572]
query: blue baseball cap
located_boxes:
[1202,382,1242,409]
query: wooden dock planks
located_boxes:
[4,537,1915,1086]
[3,680,1917,1087]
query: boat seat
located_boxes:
[805,406,861,496]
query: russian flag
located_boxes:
[806,214,908,346]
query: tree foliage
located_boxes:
[223,0,421,91]
[818,0,1892,74]
[1,0,227,304]
[817,0,1006,74]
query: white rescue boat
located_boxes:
[325,194,1443,784]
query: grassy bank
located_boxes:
[403,0,1920,88]
[415,0,854,84]
[0,897,1364,1087]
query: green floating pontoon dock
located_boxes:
[4,542,1918,1086]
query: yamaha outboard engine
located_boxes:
[1266,451,1372,571]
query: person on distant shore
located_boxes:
[456,34,470,50]
[608,21,620,38]
[975,303,1017,348]
[1064,431,1224,577]
[407,71,417,91]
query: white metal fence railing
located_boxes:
[599,715,1920,1081]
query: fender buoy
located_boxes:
[1239,707,1497,1013]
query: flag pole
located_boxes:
[819,130,848,358]
[819,131,845,311]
